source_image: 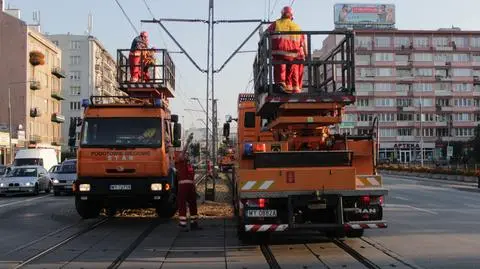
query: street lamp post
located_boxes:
[8,88,12,164]
[419,98,424,167]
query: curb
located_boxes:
[379,170,478,183]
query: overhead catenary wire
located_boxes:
[114,0,139,35]
[268,0,280,20]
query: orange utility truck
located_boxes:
[73,48,181,219]
[232,31,387,240]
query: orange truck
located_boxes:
[73,48,181,219]
[231,30,388,240]
[219,148,235,172]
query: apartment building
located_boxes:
[46,34,122,150]
[0,6,65,162]
[317,28,480,163]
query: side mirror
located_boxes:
[171,114,179,123]
[223,122,230,138]
[173,123,182,140]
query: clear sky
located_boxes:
[5,0,480,129]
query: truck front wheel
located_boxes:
[346,229,364,238]
[156,194,177,218]
[75,197,101,219]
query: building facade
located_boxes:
[46,34,121,151]
[317,28,480,163]
[0,6,65,162]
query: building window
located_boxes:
[435,69,449,78]
[70,101,81,110]
[433,37,449,47]
[454,98,474,107]
[70,41,81,49]
[374,53,394,62]
[358,68,375,77]
[436,98,450,107]
[396,84,410,92]
[453,37,467,48]
[357,98,370,107]
[419,128,436,137]
[375,36,391,48]
[394,37,410,48]
[376,68,393,77]
[380,128,396,137]
[471,37,480,48]
[415,68,433,77]
[357,83,373,91]
[453,54,469,63]
[413,83,433,92]
[453,83,472,92]
[413,53,433,61]
[378,113,395,122]
[417,113,436,122]
[398,113,414,121]
[415,98,433,107]
[452,113,473,121]
[396,69,412,77]
[69,71,81,80]
[472,54,480,63]
[374,98,395,107]
[454,128,474,137]
[397,98,412,107]
[356,55,371,65]
[434,53,452,62]
[374,83,393,91]
[356,36,372,49]
[395,54,409,62]
[413,37,429,48]
[358,114,373,122]
[70,86,81,95]
[398,128,413,136]
[70,56,81,65]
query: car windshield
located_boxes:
[6,167,37,177]
[49,166,59,173]
[59,163,76,173]
[80,117,162,148]
[13,158,43,166]
[0,167,6,175]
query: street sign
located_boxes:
[447,146,453,157]
[339,122,355,129]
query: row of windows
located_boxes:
[356,36,480,49]
[357,97,480,107]
[70,101,82,110]
[351,112,480,122]
[378,128,476,137]
[357,67,478,78]
[357,82,480,92]
[358,53,480,64]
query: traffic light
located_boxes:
[223,122,230,138]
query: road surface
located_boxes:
[0,175,478,268]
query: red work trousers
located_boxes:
[177,181,198,227]
[290,62,304,93]
[129,52,141,82]
[273,55,294,90]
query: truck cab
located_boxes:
[73,48,181,219]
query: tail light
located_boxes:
[245,198,269,208]
[258,198,266,208]
[360,196,371,205]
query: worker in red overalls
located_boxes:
[129,31,149,82]
[266,6,302,93]
[176,151,201,231]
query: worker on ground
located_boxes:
[267,6,302,93]
[291,33,307,93]
[176,151,201,231]
[129,31,149,82]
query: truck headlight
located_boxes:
[151,183,162,191]
[0,183,4,187]
[79,184,91,192]
[53,179,59,184]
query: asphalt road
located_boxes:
[0,175,478,268]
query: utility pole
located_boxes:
[8,87,12,164]
[419,97,424,167]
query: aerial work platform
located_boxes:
[253,31,356,122]
[116,49,176,98]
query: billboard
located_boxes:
[334,3,395,26]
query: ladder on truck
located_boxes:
[253,30,356,129]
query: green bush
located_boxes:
[378,164,479,177]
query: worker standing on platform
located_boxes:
[176,151,201,231]
[267,6,302,93]
[129,31,149,82]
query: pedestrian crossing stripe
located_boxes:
[241,180,275,191]
[356,175,382,188]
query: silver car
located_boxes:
[53,160,76,196]
[0,165,52,195]
[48,164,61,181]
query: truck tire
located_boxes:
[156,194,177,218]
[106,207,117,217]
[54,191,60,196]
[346,229,364,238]
[75,197,101,219]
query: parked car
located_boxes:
[48,164,61,181]
[0,165,8,178]
[52,159,76,196]
[0,165,52,196]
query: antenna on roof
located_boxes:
[87,12,93,35]
[32,10,40,25]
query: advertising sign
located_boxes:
[334,3,396,26]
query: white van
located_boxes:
[13,149,59,171]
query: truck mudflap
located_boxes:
[244,221,388,233]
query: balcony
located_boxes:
[29,135,42,143]
[474,76,480,85]
[29,107,41,118]
[51,67,66,78]
[397,136,416,142]
[51,137,63,146]
[30,80,41,90]
[51,90,65,100]
[402,106,417,112]
[51,113,65,123]
[441,106,454,112]
[356,121,372,127]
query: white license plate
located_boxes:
[246,210,277,218]
[8,187,20,191]
[109,184,131,191]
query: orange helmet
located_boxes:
[281,6,294,19]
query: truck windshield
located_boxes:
[80,117,162,148]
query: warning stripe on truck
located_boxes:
[241,180,275,191]
[356,175,382,188]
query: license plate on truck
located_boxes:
[109,184,131,191]
[246,210,277,218]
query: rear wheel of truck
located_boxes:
[54,191,60,196]
[156,194,177,218]
[75,197,101,219]
[346,229,364,238]
[106,207,117,217]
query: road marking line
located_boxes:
[385,203,438,215]
[0,195,51,209]
[393,196,410,201]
